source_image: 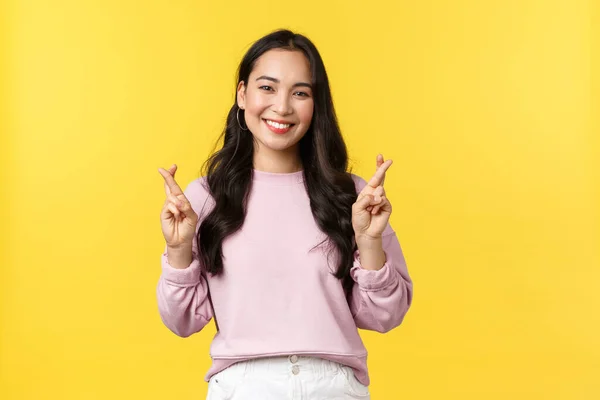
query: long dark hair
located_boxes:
[198,29,358,295]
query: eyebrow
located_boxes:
[255,75,312,89]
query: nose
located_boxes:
[273,92,293,115]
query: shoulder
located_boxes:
[350,173,369,194]
[183,176,213,217]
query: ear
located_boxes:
[236,81,246,110]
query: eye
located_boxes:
[259,85,274,91]
[294,91,310,97]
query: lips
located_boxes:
[263,118,295,134]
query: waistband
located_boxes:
[219,355,346,380]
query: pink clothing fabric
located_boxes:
[156,169,413,386]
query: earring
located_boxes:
[237,108,248,131]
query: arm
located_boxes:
[156,179,214,337]
[349,230,413,333]
[349,173,413,333]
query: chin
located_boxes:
[262,140,296,152]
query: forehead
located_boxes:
[250,49,312,83]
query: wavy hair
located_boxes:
[198,29,358,295]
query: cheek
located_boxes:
[245,92,269,116]
[297,100,314,126]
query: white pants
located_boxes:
[206,355,371,400]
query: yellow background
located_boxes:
[1,0,598,399]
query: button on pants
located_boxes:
[206,355,370,400]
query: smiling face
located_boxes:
[237,49,314,171]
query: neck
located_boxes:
[253,146,302,173]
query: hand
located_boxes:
[352,154,393,241]
[158,164,198,250]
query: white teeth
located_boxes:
[266,120,291,129]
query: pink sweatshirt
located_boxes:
[156,169,413,386]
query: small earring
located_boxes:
[237,108,248,131]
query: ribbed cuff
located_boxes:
[161,252,201,286]
[350,250,398,291]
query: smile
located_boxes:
[265,119,292,129]
[263,119,295,134]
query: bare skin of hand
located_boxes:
[351,154,393,241]
[158,165,198,268]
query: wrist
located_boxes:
[355,235,382,248]
[166,245,193,269]
[355,236,386,271]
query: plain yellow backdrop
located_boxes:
[1,0,599,399]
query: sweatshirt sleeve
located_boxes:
[156,178,214,337]
[348,174,414,333]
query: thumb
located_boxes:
[172,196,197,222]
[354,194,375,212]
[180,201,198,222]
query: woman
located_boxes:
[157,29,413,399]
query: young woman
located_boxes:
[157,29,413,399]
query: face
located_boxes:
[237,49,314,167]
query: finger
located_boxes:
[368,191,384,213]
[353,194,374,213]
[360,154,385,194]
[364,159,393,192]
[360,185,385,205]
[164,164,178,196]
[166,202,181,219]
[383,195,392,212]
[372,196,392,215]
[371,199,383,215]
[159,165,183,196]
[372,185,385,203]
[160,200,172,220]
[357,188,383,205]
[168,194,196,220]
[371,198,384,214]
[377,154,386,185]
[168,194,184,208]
